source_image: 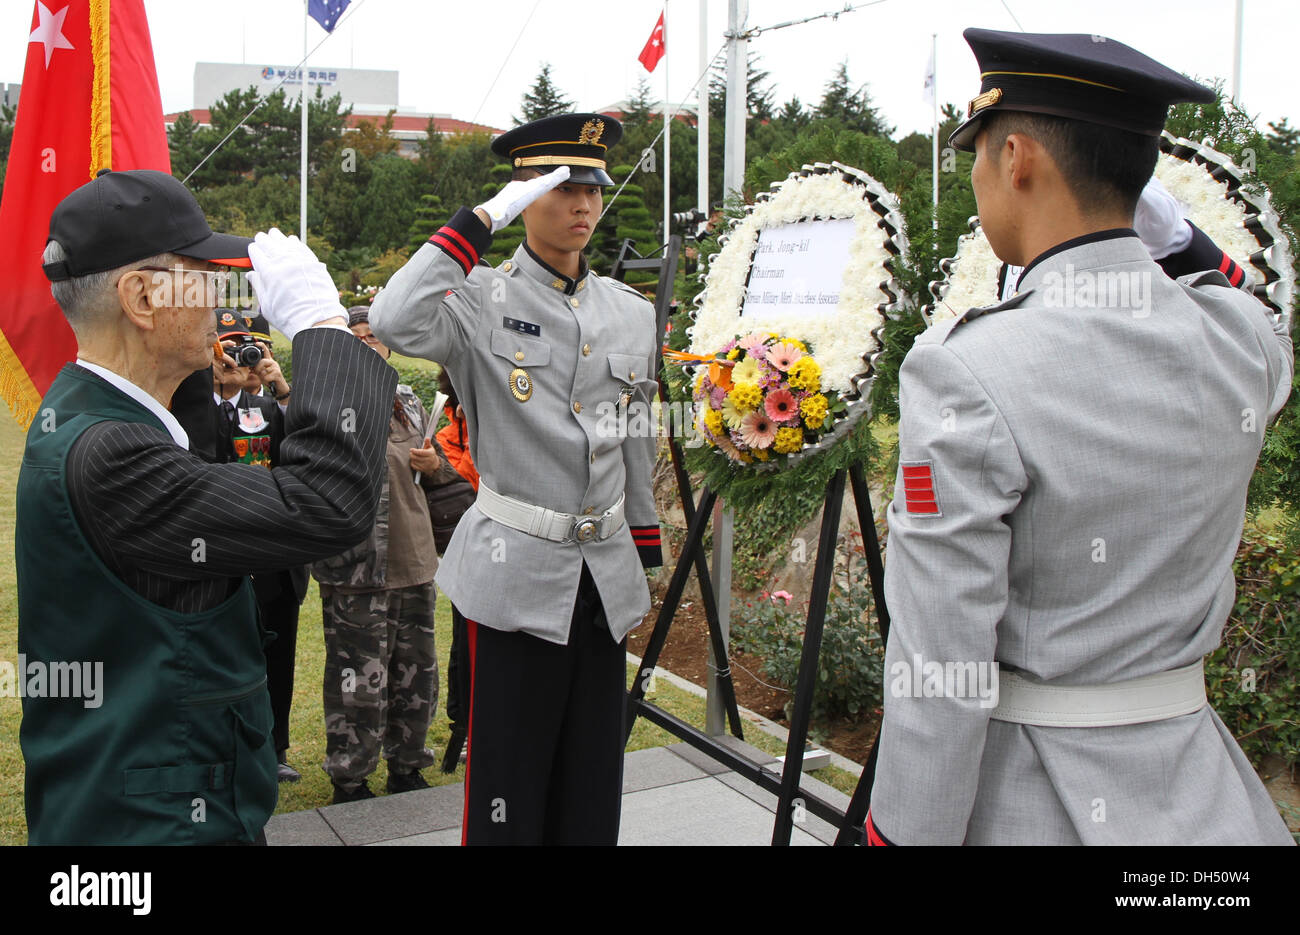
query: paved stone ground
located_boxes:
[266,738,853,846]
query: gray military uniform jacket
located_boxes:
[369,208,662,644]
[871,231,1295,845]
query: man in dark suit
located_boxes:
[17,169,397,845]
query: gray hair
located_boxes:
[43,240,182,329]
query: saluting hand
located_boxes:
[473,165,571,233]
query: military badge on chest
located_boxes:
[509,367,533,402]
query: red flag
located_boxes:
[0,1,170,427]
[638,11,666,73]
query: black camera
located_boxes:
[223,336,264,368]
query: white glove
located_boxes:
[474,166,571,233]
[1133,176,1192,261]
[246,228,346,342]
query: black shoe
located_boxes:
[387,767,430,794]
[331,781,375,804]
[276,751,301,784]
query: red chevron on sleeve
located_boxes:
[1217,251,1246,288]
[901,462,940,515]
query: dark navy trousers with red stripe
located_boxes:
[461,564,627,845]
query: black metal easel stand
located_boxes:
[626,461,890,845]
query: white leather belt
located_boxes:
[990,660,1206,728]
[475,482,625,544]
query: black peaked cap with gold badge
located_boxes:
[948,28,1215,152]
[491,113,624,186]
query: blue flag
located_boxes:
[308,0,351,32]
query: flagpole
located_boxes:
[931,32,938,231]
[1231,0,1244,103]
[697,0,708,216]
[663,2,670,246]
[301,1,309,242]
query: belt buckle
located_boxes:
[572,516,600,542]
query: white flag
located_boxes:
[922,44,936,108]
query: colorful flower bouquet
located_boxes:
[685,331,848,465]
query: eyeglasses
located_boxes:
[134,265,233,308]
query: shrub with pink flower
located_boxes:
[689,332,848,466]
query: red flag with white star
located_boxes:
[0,1,170,427]
[638,10,666,72]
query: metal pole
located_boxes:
[706,499,733,734]
[931,33,939,231]
[723,0,747,199]
[1231,0,1244,103]
[663,1,671,245]
[300,2,309,242]
[697,0,709,214]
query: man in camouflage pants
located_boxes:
[313,307,451,802]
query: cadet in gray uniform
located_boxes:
[370,114,662,844]
[868,29,1295,845]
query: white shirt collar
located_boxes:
[74,358,190,449]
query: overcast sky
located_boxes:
[1,0,1295,141]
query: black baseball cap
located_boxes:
[491,113,624,186]
[948,29,1216,152]
[43,169,253,282]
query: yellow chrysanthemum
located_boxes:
[773,426,803,454]
[800,393,829,428]
[751,449,771,461]
[704,408,724,437]
[788,356,822,392]
[790,338,808,352]
[726,347,740,360]
[729,381,763,412]
[731,357,760,385]
[693,373,706,396]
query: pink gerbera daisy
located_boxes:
[765,388,798,423]
[767,340,804,372]
[740,411,777,449]
[737,332,768,355]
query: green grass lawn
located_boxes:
[0,408,853,845]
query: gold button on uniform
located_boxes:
[629,371,636,380]
[514,351,524,361]
[582,344,591,356]
[583,507,594,515]
[590,453,596,464]
[572,401,582,413]
[502,261,513,271]
[569,298,579,307]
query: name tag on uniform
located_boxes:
[503,316,541,337]
[237,409,268,433]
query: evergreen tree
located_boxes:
[516,63,574,124]
[407,192,446,253]
[1266,118,1299,157]
[707,52,774,123]
[815,61,892,138]
[623,78,657,126]
[360,154,419,252]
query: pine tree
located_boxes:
[407,192,446,253]
[624,78,657,126]
[707,53,774,123]
[815,61,892,138]
[515,63,574,125]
